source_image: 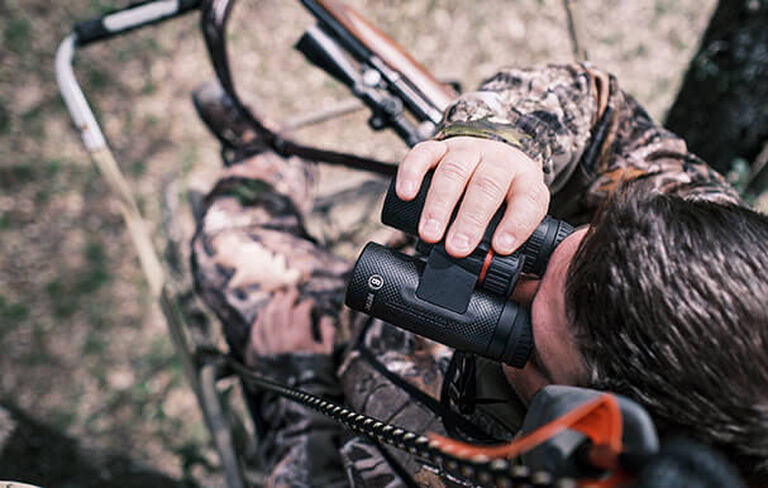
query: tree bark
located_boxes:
[665,0,768,175]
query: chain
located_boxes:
[214,353,575,488]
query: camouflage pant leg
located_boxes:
[191,152,350,363]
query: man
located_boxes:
[192,64,768,486]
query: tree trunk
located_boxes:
[665,0,768,175]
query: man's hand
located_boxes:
[247,288,336,359]
[396,136,549,257]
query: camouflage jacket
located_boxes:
[191,64,739,488]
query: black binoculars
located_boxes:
[345,172,573,368]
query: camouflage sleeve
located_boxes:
[436,64,741,218]
[253,354,350,488]
[190,152,352,487]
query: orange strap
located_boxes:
[428,393,630,486]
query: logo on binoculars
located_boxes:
[368,274,384,290]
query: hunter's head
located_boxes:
[504,181,768,485]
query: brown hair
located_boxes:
[565,182,768,485]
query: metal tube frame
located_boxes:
[55,5,247,488]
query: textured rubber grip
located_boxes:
[74,18,111,46]
[381,171,431,235]
[346,242,533,366]
[74,0,200,46]
[520,217,574,275]
[382,170,507,238]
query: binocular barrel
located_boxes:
[381,172,573,276]
[346,242,533,367]
[380,170,436,236]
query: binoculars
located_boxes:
[345,172,573,368]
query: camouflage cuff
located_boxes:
[434,118,530,152]
[436,118,553,177]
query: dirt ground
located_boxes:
[0,0,746,485]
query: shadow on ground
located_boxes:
[0,404,182,488]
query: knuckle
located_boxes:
[509,213,541,240]
[398,165,419,181]
[422,199,451,221]
[536,182,550,202]
[460,209,487,229]
[447,136,476,149]
[415,140,445,159]
[437,158,469,182]
[430,203,455,222]
[504,217,534,240]
[473,174,506,201]
[521,192,542,214]
[523,183,549,209]
[401,142,439,171]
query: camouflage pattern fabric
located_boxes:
[437,64,740,224]
[191,64,740,486]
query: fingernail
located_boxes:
[450,232,471,252]
[399,180,416,198]
[495,233,516,253]
[421,218,442,239]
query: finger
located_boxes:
[419,146,481,243]
[445,159,514,257]
[271,289,290,329]
[289,298,315,349]
[247,315,264,360]
[396,140,447,200]
[316,316,336,354]
[245,319,262,365]
[267,289,296,352]
[492,175,550,254]
[260,291,285,353]
[251,304,272,356]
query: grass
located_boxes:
[0,295,30,322]
[45,238,112,318]
[88,0,121,15]
[0,164,37,187]
[3,19,31,56]
[0,160,64,190]
[0,213,12,230]
[86,66,111,91]
[0,97,10,135]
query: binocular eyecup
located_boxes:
[345,171,573,368]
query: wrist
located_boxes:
[435,121,546,175]
[435,119,530,153]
